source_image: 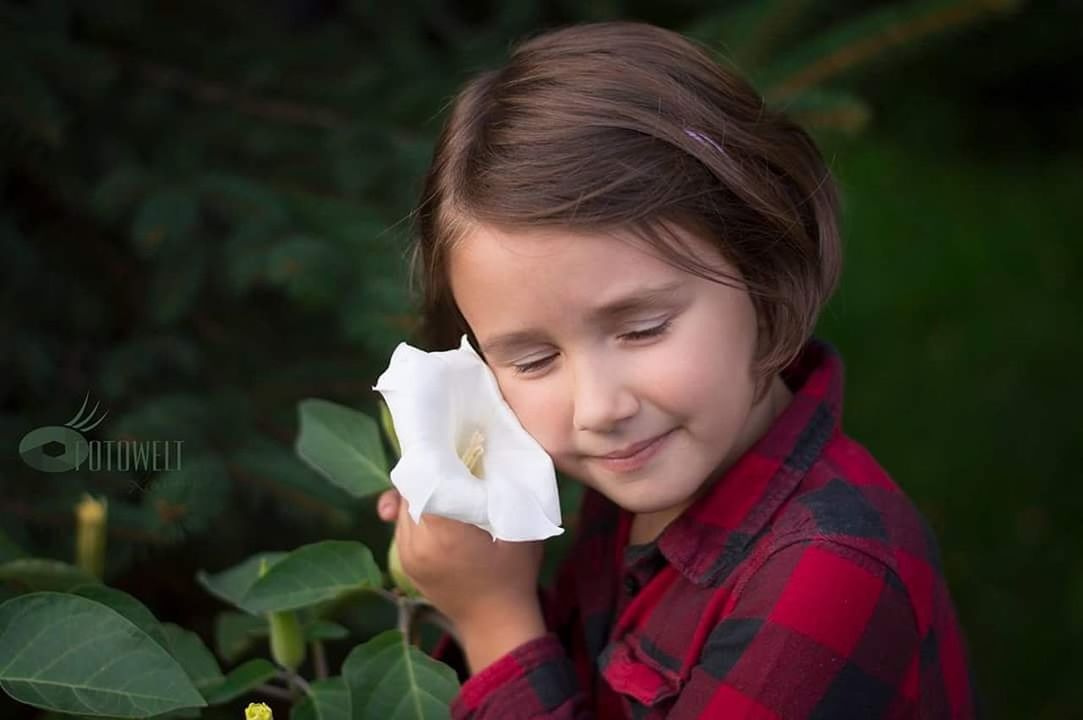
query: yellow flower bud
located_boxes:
[245,702,273,720]
[75,493,107,579]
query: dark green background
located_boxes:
[2,1,1080,718]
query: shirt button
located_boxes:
[623,575,639,596]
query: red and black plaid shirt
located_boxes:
[438,338,979,719]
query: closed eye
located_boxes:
[510,320,672,376]
[619,319,672,342]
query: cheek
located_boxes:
[495,379,567,451]
[657,314,758,417]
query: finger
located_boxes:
[377,490,400,521]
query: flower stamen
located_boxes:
[461,429,485,477]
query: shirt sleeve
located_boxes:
[663,538,922,719]
[445,547,593,719]
[450,632,591,719]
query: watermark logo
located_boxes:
[18,393,182,473]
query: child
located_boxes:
[375,20,978,719]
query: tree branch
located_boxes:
[114,51,350,131]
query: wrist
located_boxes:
[458,599,546,675]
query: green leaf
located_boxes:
[0,530,25,564]
[781,88,872,134]
[143,454,232,540]
[90,166,147,222]
[68,584,163,643]
[214,611,267,663]
[148,243,208,325]
[709,0,816,67]
[0,60,65,147]
[0,592,205,717]
[131,187,198,259]
[197,172,286,224]
[0,558,100,592]
[196,552,288,614]
[292,676,350,720]
[107,393,211,452]
[337,275,413,359]
[342,630,459,720]
[148,706,202,719]
[293,695,317,720]
[221,214,285,295]
[202,658,278,705]
[98,335,202,400]
[296,399,390,499]
[214,610,346,662]
[241,540,383,614]
[230,435,357,526]
[157,623,223,694]
[266,235,347,308]
[760,0,1019,100]
[306,619,350,641]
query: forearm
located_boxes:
[458,598,547,675]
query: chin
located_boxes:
[601,482,688,514]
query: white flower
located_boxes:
[372,335,563,542]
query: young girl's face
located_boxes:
[448,221,782,521]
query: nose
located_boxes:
[571,352,639,433]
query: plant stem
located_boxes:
[414,603,462,648]
[396,595,414,643]
[385,590,462,647]
[254,683,293,700]
[279,668,312,696]
[312,640,328,680]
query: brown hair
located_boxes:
[409,20,841,399]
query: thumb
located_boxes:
[377,489,400,522]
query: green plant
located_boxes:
[0,399,460,719]
[1,0,1023,717]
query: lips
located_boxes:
[599,432,671,459]
[588,429,675,473]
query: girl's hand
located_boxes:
[377,489,546,670]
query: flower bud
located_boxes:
[268,610,305,671]
[387,537,420,597]
[259,558,306,671]
[75,493,107,579]
[245,702,273,720]
[378,399,400,458]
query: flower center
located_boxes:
[460,429,485,477]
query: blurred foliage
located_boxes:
[2,0,1079,718]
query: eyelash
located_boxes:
[510,320,673,376]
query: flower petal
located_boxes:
[391,446,488,527]
[457,337,563,527]
[373,336,563,542]
[486,443,562,526]
[486,464,565,541]
[373,343,457,455]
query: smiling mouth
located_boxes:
[598,431,673,459]
[587,429,675,473]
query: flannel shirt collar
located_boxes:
[623,337,844,588]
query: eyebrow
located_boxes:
[478,280,686,358]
